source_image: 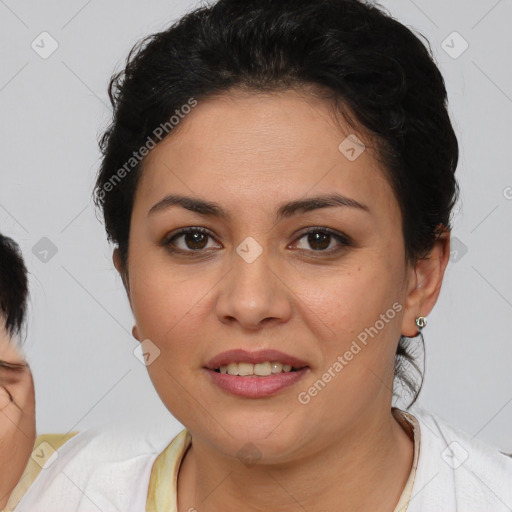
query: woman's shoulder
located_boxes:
[5,432,80,510]
[405,405,512,512]
[8,421,185,512]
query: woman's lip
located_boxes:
[204,367,310,398]
[205,348,309,370]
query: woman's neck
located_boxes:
[177,407,415,512]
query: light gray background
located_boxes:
[1,0,511,451]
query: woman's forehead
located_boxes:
[136,90,394,215]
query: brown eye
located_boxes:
[305,232,331,250]
[182,231,208,250]
[164,227,221,254]
[293,228,351,253]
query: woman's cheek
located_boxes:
[130,272,193,338]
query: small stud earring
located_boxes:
[415,316,427,335]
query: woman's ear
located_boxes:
[401,227,451,337]
[113,248,130,301]
[113,249,140,341]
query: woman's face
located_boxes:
[121,89,425,460]
[0,321,36,507]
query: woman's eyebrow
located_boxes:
[147,193,370,220]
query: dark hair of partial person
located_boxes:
[0,233,29,337]
[92,0,459,408]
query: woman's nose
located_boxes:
[214,237,292,331]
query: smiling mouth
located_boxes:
[212,361,307,376]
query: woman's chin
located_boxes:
[190,416,311,464]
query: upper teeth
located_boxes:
[218,362,293,376]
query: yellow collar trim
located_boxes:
[146,429,192,512]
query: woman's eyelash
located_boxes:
[296,227,352,249]
[162,227,214,253]
[162,226,352,256]
[0,360,26,371]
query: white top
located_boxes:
[12,405,512,512]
